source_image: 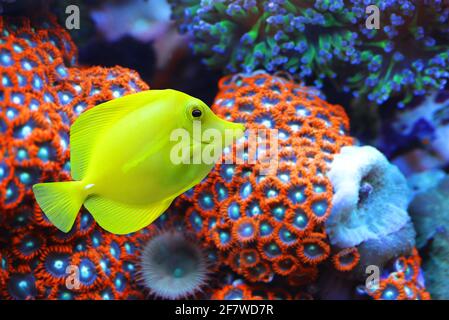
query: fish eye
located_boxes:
[186,104,205,121]
[192,108,202,118]
[192,108,203,118]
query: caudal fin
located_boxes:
[33,181,84,232]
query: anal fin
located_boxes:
[84,195,173,234]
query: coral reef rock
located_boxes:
[409,175,449,299]
[326,145,415,277]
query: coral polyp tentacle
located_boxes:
[138,230,209,300]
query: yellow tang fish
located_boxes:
[33,90,245,234]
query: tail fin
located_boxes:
[32,181,85,233]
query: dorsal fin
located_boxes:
[70,90,166,180]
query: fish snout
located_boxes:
[202,114,246,146]
[235,123,245,139]
[221,120,245,146]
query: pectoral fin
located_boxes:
[84,195,173,234]
[122,137,167,174]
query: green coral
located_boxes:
[169,0,449,106]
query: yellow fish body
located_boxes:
[32,90,244,234]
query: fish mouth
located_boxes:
[192,137,212,145]
[233,124,246,140]
[183,123,246,145]
[189,138,214,148]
